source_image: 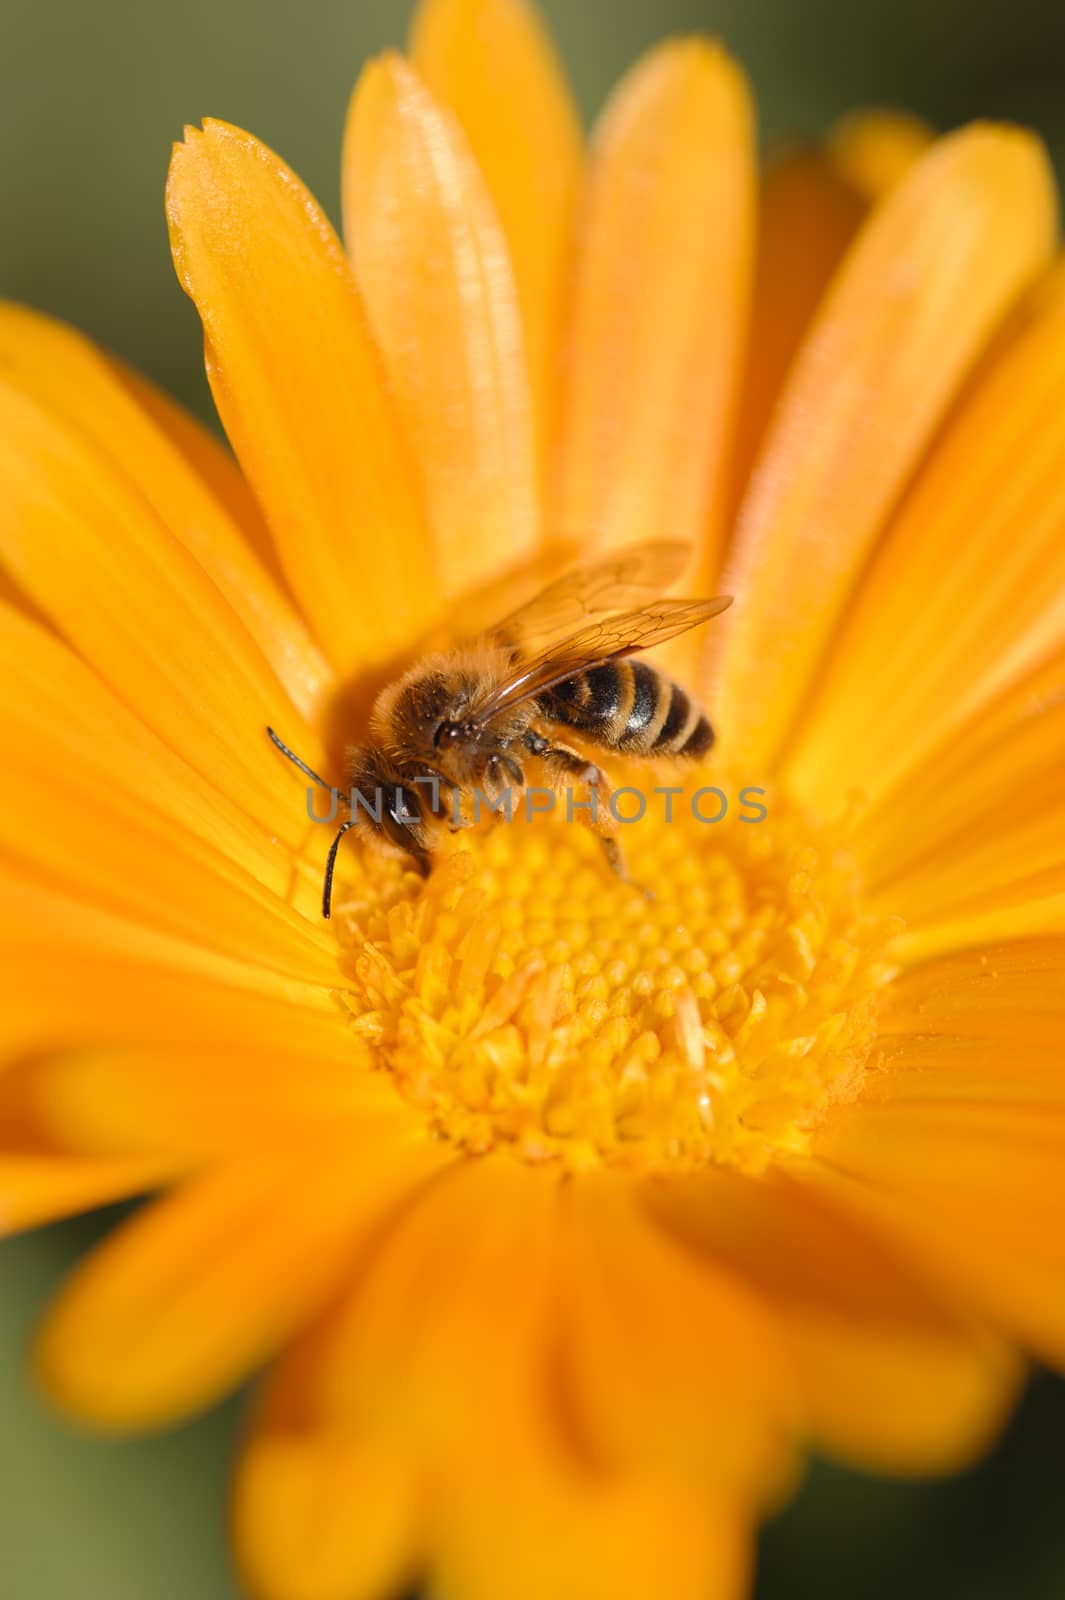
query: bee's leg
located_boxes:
[420,770,470,833]
[501,753,525,787]
[535,741,629,884]
[444,783,467,828]
[472,755,522,831]
[446,789,474,832]
[600,835,625,878]
[483,752,507,791]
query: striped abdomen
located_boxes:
[538,661,713,759]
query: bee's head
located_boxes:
[347,749,433,873]
[380,781,430,862]
[433,716,476,750]
[370,659,475,763]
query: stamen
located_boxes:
[332,781,898,1175]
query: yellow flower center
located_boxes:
[333,778,898,1175]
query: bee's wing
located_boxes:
[469,596,733,722]
[484,540,692,651]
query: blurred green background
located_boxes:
[3,0,1065,1594]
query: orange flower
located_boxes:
[2,0,1065,1595]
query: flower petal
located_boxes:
[0,933,341,1062]
[645,1168,1019,1475]
[867,940,1065,1112]
[435,1476,751,1600]
[0,1155,175,1236]
[0,600,292,877]
[860,645,1065,960]
[111,358,283,581]
[810,1091,1065,1372]
[813,941,1065,1367]
[829,109,935,201]
[35,1136,445,1429]
[0,611,340,976]
[0,301,332,724]
[555,40,755,582]
[0,382,328,844]
[166,120,439,679]
[788,261,1065,813]
[410,0,582,473]
[0,782,334,986]
[343,55,539,593]
[0,1043,408,1163]
[878,937,1065,1044]
[559,1175,797,1494]
[0,867,340,1066]
[235,1427,420,1600]
[236,1305,426,1600]
[730,113,932,512]
[709,125,1057,768]
[307,1157,558,1462]
[728,152,864,515]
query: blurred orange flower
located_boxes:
[2,0,1065,1596]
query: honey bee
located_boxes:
[268,541,731,917]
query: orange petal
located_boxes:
[789,260,1065,813]
[865,938,1065,1107]
[306,1157,559,1466]
[645,1167,1019,1475]
[0,301,332,724]
[167,120,438,679]
[410,0,582,476]
[0,936,343,1064]
[0,600,299,884]
[858,645,1065,960]
[810,1088,1065,1371]
[0,608,340,977]
[0,1044,409,1163]
[709,124,1057,770]
[235,1426,421,1600]
[864,1035,1065,1111]
[0,607,337,980]
[0,768,335,986]
[35,1137,446,1430]
[829,109,935,201]
[343,55,539,593]
[879,937,1065,1043]
[0,381,328,846]
[0,866,340,1069]
[111,358,284,583]
[436,1475,751,1600]
[236,1305,426,1600]
[559,1175,796,1495]
[555,40,755,581]
[727,151,864,517]
[0,1154,176,1236]
[730,113,932,514]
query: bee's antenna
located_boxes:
[268,727,355,919]
[322,819,358,920]
[266,726,336,793]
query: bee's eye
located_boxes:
[434,720,462,749]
